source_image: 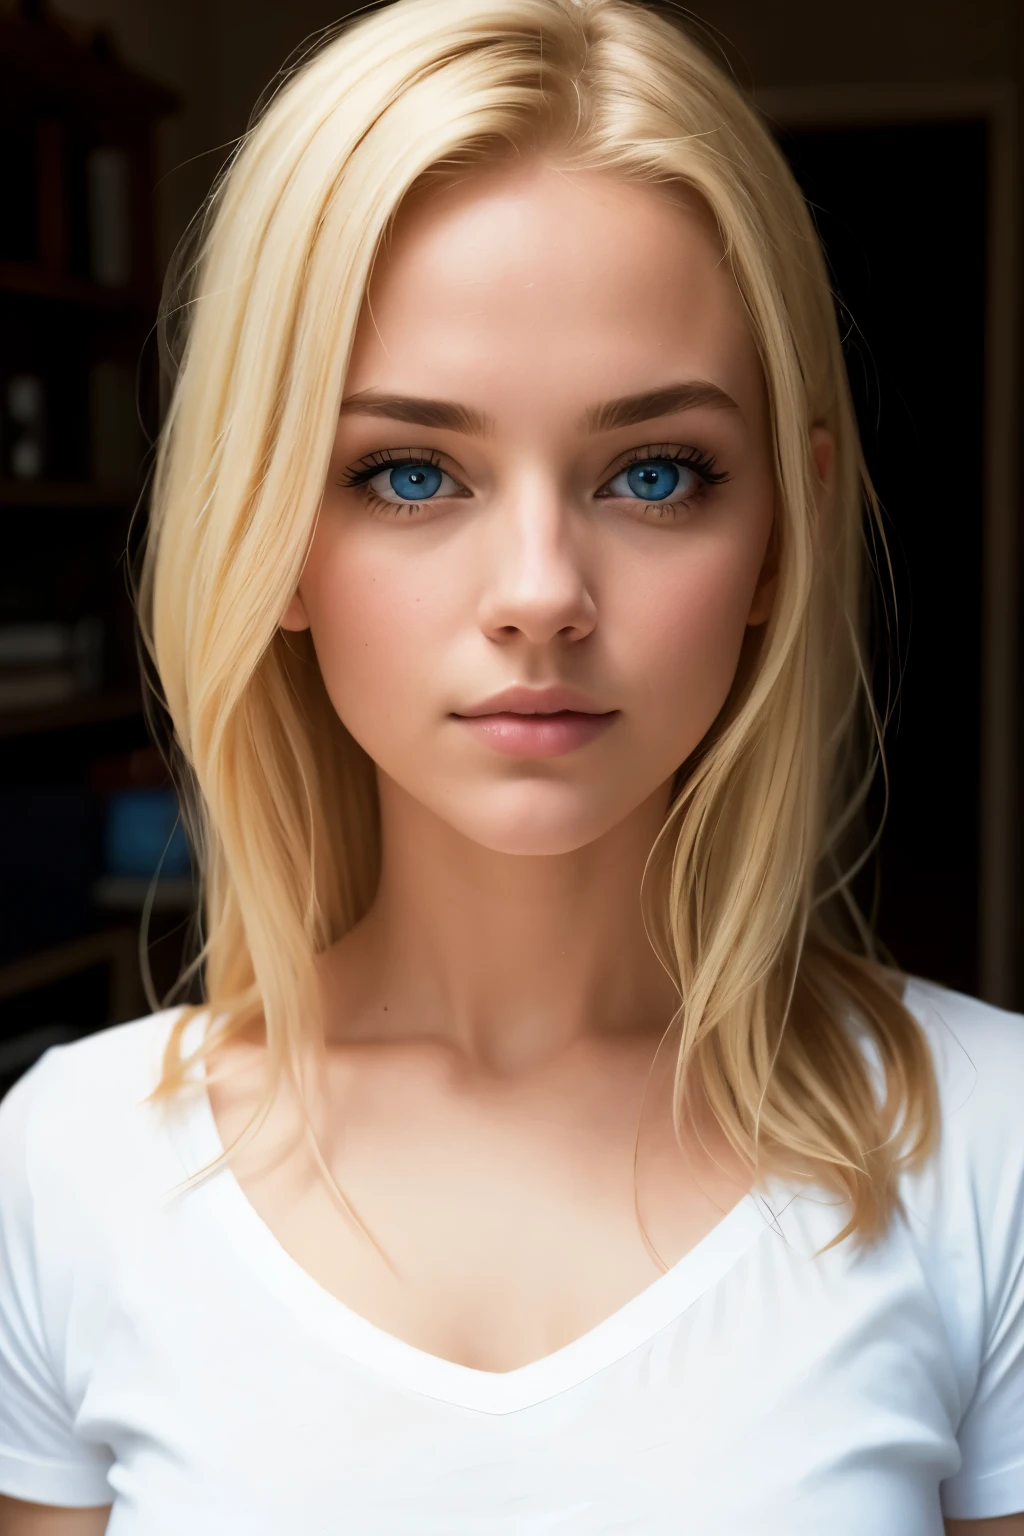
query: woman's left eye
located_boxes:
[366,462,462,504]
[600,457,705,506]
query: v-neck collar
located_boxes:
[165,1012,789,1416]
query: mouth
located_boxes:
[451,705,619,760]
[454,684,612,718]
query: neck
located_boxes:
[320,772,681,1075]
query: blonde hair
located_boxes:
[139,0,940,1256]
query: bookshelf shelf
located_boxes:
[93,875,196,913]
[0,927,139,1006]
[0,262,157,313]
[0,479,139,508]
[0,688,144,740]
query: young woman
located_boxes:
[1,1,1022,1532]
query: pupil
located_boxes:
[626,460,679,501]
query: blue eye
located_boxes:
[367,461,463,503]
[605,458,696,503]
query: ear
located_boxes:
[746,423,836,629]
[279,591,311,632]
[809,423,835,508]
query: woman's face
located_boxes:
[283,161,779,855]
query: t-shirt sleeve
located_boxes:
[0,1053,115,1507]
[929,996,1024,1520]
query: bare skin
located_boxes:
[3,1496,1016,1536]
[208,161,821,1376]
[0,1503,113,1536]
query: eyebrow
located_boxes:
[338,390,489,435]
[337,379,740,436]
[584,380,740,432]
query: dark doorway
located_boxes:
[775,120,989,996]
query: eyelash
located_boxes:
[336,443,730,520]
[336,448,453,517]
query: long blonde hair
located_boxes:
[139,0,939,1256]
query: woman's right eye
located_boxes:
[365,461,463,504]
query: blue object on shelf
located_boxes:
[104,789,191,879]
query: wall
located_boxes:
[705,0,1017,88]
[34,0,1022,269]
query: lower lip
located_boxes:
[453,710,617,758]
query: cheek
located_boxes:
[620,533,763,738]
[298,524,446,733]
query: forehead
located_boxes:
[346,162,763,420]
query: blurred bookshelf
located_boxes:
[0,479,137,507]
[0,0,191,1096]
[0,687,143,739]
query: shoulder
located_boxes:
[0,1008,212,1399]
[893,976,1024,1252]
[846,975,1024,1181]
[900,975,1024,1135]
[0,1014,199,1508]
[897,982,1024,1518]
[1,1007,190,1138]
[903,971,1024,1053]
[0,1008,203,1231]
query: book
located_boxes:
[86,146,132,288]
[0,619,104,712]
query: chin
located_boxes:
[440,783,631,857]
[465,827,607,857]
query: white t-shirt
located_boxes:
[0,977,1022,1534]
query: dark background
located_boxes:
[0,0,1020,1095]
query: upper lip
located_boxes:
[455,685,613,717]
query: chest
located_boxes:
[87,1183,965,1536]
[203,1037,755,1372]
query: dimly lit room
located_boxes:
[2,0,1021,1092]
[0,0,1022,1528]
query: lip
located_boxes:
[454,685,611,718]
[451,685,618,759]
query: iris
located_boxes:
[626,461,679,501]
[389,463,443,500]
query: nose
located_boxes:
[476,475,598,647]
